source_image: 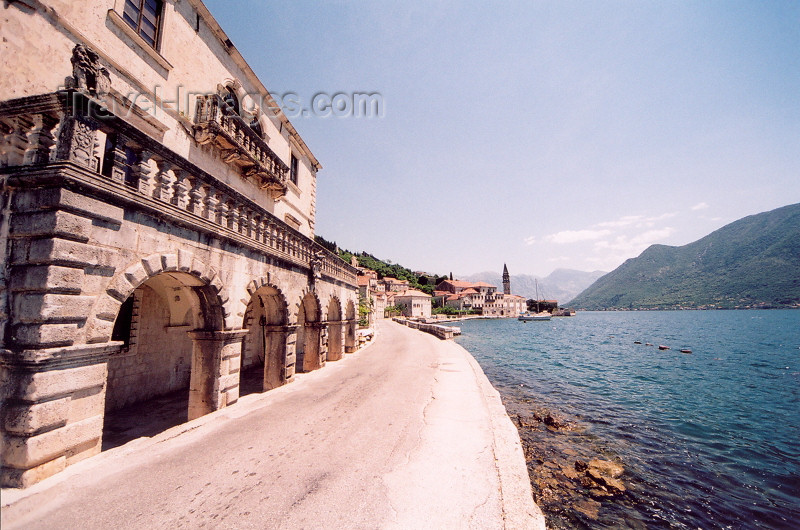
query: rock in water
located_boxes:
[588,459,624,478]
[584,459,626,495]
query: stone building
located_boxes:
[435,279,496,312]
[381,277,409,292]
[434,270,526,317]
[393,289,432,319]
[0,0,359,487]
[481,294,527,317]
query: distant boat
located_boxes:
[518,312,552,322]
[519,279,552,321]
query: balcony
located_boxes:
[0,90,357,287]
[193,94,289,200]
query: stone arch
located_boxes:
[345,299,357,353]
[88,251,231,344]
[218,79,257,120]
[241,278,290,394]
[326,296,344,362]
[295,291,323,372]
[99,252,239,450]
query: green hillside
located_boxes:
[570,203,800,310]
[314,236,443,294]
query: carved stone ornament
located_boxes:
[309,250,324,286]
[192,123,216,145]
[56,115,97,168]
[69,44,111,98]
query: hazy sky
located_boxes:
[204,0,799,277]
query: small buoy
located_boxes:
[680,349,692,354]
[658,345,670,350]
[634,341,642,344]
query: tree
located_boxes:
[358,295,372,327]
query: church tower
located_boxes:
[502,263,511,295]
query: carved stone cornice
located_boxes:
[0,91,359,287]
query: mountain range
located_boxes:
[569,202,800,310]
[462,269,606,305]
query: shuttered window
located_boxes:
[122,0,162,48]
[290,154,299,185]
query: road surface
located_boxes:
[2,320,544,529]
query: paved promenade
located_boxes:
[2,320,545,529]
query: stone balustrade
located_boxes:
[0,91,356,287]
[193,93,289,199]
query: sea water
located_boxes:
[452,310,800,528]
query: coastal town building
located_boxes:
[381,277,409,292]
[356,270,428,320]
[483,294,527,317]
[394,289,432,319]
[0,0,359,487]
[434,267,526,317]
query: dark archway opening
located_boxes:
[240,285,288,397]
[102,272,220,450]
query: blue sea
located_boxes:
[451,310,800,529]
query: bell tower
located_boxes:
[502,263,511,295]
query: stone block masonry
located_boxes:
[1,0,362,488]
[1,126,359,487]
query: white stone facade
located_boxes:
[0,0,359,488]
[394,290,432,319]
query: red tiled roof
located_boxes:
[395,289,431,298]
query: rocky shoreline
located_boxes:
[498,389,643,529]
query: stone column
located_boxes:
[345,318,358,353]
[325,320,344,361]
[25,113,60,165]
[306,321,326,370]
[0,343,121,488]
[261,324,296,390]
[153,159,173,202]
[134,150,154,195]
[187,330,247,420]
[284,324,298,383]
[203,186,218,221]
[171,169,189,209]
[186,177,204,215]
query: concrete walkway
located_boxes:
[2,320,545,529]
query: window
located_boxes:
[123,0,162,48]
[290,154,299,185]
[222,87,240,116]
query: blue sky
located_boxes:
[204,0,800,277]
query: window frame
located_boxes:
[290,154,299,186]
[122,0,164,50]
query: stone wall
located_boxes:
[0,162,358,487]
[0,0,319,237]
[0,0,361,489]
